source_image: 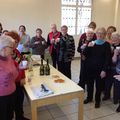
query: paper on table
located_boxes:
[31,84,54,98]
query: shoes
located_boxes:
[114,100,119,105]
[84,99,92,104]
[95,103,100,108]
[116,105,120,112]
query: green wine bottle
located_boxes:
[45,59,50,75]
[40,59,44,75]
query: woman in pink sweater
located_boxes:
[0,35,18,120]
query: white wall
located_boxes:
[115,0,120,32]
[92,0,116,28]
[0,0,61,38]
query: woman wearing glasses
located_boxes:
[6,31,30,120]
[83,27,111,108]
[0,35,18,120]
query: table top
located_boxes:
[24,56,83,101]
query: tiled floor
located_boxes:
[22,59,120,120]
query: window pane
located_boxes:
[61,6,76,35]
[77,7,91,34]
[78,0,92,6]
[62,0,77,5]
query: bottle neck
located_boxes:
[41,59,43,65]
[47,59,49,65]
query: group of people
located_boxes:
[0,23,75,120]
[77,22,120,111]
[0,21,120,120]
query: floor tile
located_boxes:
[60,104,78,115]
[85,105,115,119]
[95,113,120,120]
[48,106,65,118]
[38,110,53,120]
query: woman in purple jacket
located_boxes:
[0,35,18,120]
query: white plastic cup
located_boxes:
[116,47,120,50]
[91,41,95,45]
[56,38,60,43]
[42,41,45,45]
[22,60,28,68]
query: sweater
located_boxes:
[30,36,47,55]
[0,55,18,96]
[83,41,111,75]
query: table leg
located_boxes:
[31,102,37,120]
[78,92,84,120]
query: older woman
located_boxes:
[0,35,18,120]
[17,25,30,53]
[80,21,97,40]
[103,32,120,101]
[58,25,75,79]
[110,33,120,112]
[47,24,61,68]
[77,28,95,89]
[83,27,111,108]
[6,31,30,120]
[106,26,116,44]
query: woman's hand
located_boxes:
[114,75,120,81]
[20,79,26,86]
[114,49,119,56]
[50,39,54,44]
[88,41,95,47]
[56,38,60,43]
[100,71,106,79]
[112,49,120,63]
[81,44,87,50]
[34,41,40,44]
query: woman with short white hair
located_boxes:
[103,32,120,102]
[77,28,95,89]
[109,32,120,112]
[0,35,18,120]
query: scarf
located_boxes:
[95,39,105,45]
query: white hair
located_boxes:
[86,28,94,33]
[112,32,120,39]
[0,35,15,51]
[50,23,57,28]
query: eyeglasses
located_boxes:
[96,32,105,35]
[5,46,14,49]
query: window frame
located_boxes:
[61,0,93,35]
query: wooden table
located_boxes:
[24,59,84,120]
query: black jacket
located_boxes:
[58,34,75,62]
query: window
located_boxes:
[61,0,92,35]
